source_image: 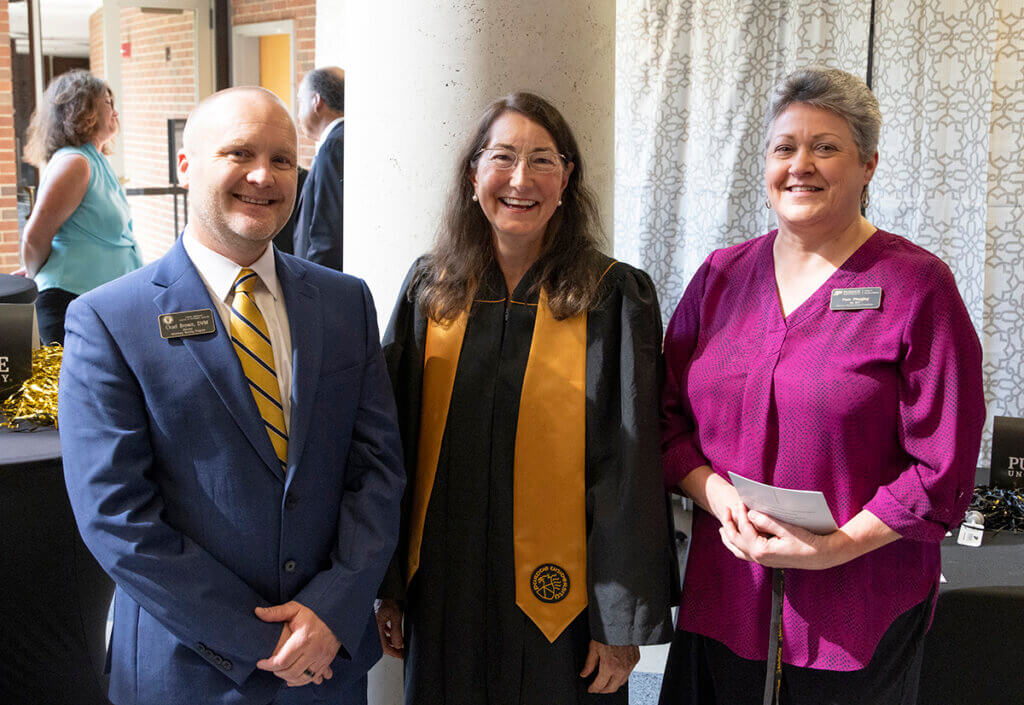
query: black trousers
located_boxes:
[659,597,929,705]
[35,287,78,346]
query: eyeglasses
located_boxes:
[474,147,567,174]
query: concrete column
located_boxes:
[324,0,615,332]
[317,4,614,702]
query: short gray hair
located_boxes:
[304,67,345,113]
[764,67,881,163]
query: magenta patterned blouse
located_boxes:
[661,229,986,671]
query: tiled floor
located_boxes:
[628,671,663,703]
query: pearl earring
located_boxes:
[557,199,563,207]
[471,194,478,202]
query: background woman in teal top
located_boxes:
[22,69,142,345]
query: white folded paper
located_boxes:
[728,472,839,535]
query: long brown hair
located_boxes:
[24,70,113,167]
[415,92,605,322]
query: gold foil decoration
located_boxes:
[1,344,63,430]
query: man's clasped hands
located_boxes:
[254,601,341,688]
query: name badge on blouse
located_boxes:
[158,309,217,339]
[830,287,882,311]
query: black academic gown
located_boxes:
[381,255,677,705]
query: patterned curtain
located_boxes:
[982,0,1024,456]
[615,0,1024,461]
[614,0,870,322]
[869,0,997,332]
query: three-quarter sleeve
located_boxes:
[863,260,986,542]
[661,256,713,488]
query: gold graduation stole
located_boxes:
[407,289,588,643]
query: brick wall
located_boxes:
[118,8,198,262]
[89,8,199,262]
[89,9,103,79]
[84,0,317,263]
[0,0,18,273]
[232,0,316,167]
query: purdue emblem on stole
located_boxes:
[530,564,570,603]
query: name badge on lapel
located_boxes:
[158,309,217,339]
[830,287,882,311]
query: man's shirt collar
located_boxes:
[182,226,282,303]
[315,116,344,156]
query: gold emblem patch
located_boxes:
[530,564,569,603]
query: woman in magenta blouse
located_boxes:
[658,67,986,705]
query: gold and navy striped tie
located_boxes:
[230,268,288,468]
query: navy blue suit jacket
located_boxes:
[294,121,343,270]
[59,238,404,705]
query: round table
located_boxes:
[0,426,113,704]
[0,273,37,304]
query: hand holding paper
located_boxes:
[719,473,899,570]
[719,509,839,570]
[727,472,838,534]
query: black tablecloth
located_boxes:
[0,427,113,704]
[918,469,1024,704]
[0,273,37,304]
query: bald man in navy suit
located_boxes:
[59,87,403,705]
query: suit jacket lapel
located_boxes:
[152,239,286,482]
[276,251,321,483]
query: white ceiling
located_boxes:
[9,0,103,59]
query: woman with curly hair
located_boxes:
[375,92,677,704]
[22,69,142,344]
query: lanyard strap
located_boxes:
[763,567,785,705]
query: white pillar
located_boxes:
[319,4,614,703]
[333,0,615,332]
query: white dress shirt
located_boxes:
[182,228,293,431]
[314,116,345,158]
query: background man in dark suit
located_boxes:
[58,86,404,705]
[294,67,345,270]
[272,165,307,256]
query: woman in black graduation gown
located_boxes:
[376,92,676,705]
